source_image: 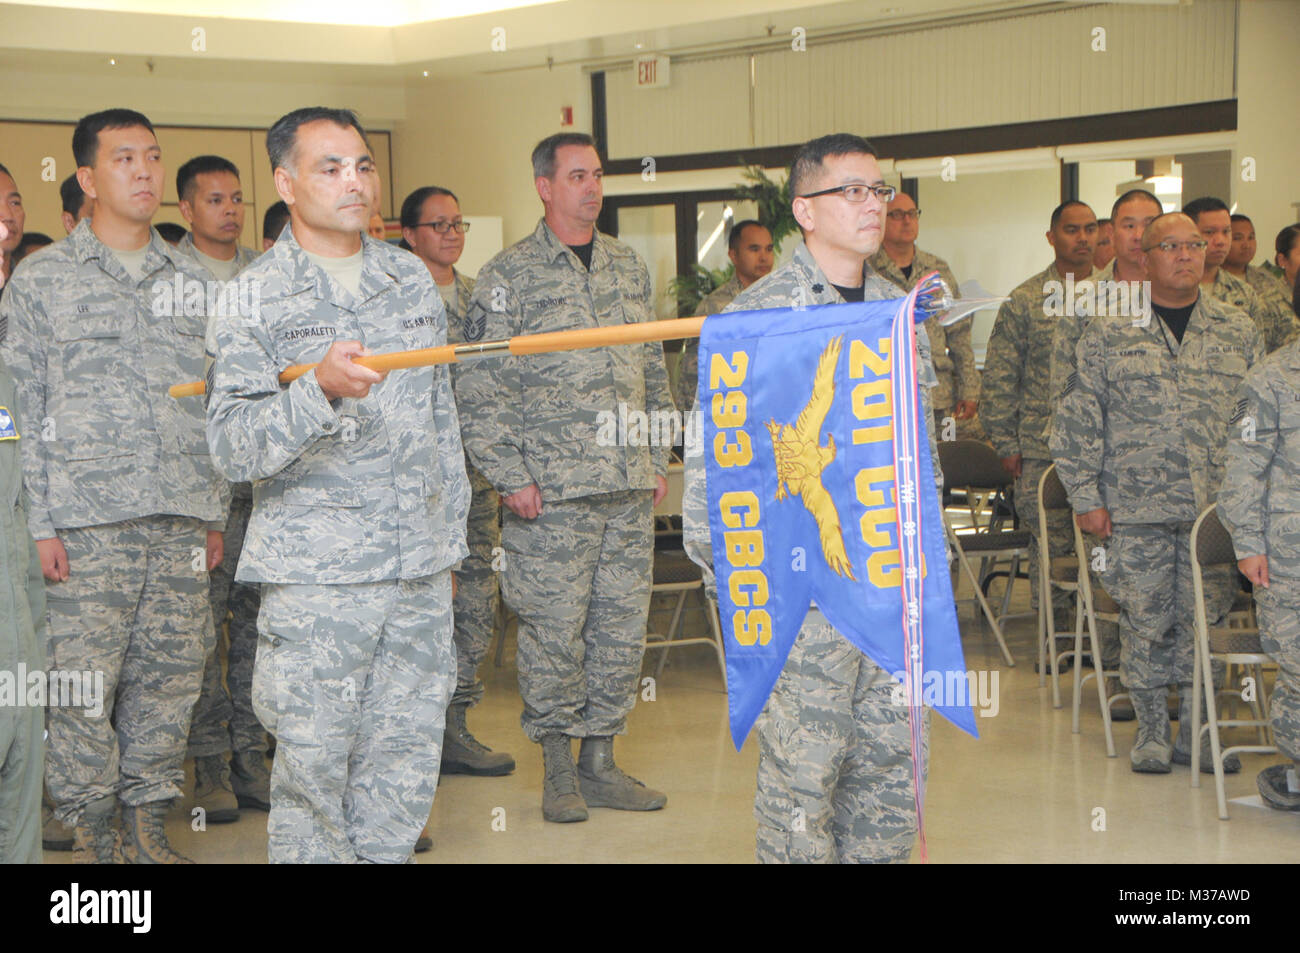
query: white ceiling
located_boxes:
[0,0,1093,81]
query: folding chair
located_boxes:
[1058,476,1124,757]
[1189,505,1277,819]
[1036,464,1121,756]
[644,462,727,687]
[938,439,1027,666]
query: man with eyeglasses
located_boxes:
[870,191,981,441]
[674,219,774,412]
[400,186,515,792]
[985,200,1098,649]
[1049,188,1164,718]
[1185,196,1296,353]
[682,132,943,864]
[1052,212,1262,775]
[453,132,674,824]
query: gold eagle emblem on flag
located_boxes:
[766,336,855,580]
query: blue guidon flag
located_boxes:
[699,273,977,764]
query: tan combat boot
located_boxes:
[71,795,123,864]
[441,703,516,776]
[577,736,667,811]
[193,755,240,823]
[122,801,195,864]
[1130,687,1173,774]
[541,735,588,823]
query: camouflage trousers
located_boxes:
[253,572,455,864]
[501,489,652,742]
[1253,586,1300,763]
[451,475,501,709]
[1016,457,1073,615]
[1105,522,1235,691]
[188,489,263,758]
[44,516,211,823]
[1081,530,1120,670]
[755,612,927,864]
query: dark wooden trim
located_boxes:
[675,195,696,282]
[603,100,1237,176]
[590,71,608,160]
[597,202,618,237]
[1060,161,1078,203]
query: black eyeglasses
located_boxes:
[886,209,921,221]
[415,221,471,234]
[798,184,897,204]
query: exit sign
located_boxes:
[635,54,670,89]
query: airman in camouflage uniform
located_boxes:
[675,222,774,413]
[440,266,515,775]
[207,108,469,863]
[453,133,673,823]
[1207,267,1295,355]
[1187,198,1296,355]
[1241,263,1292,306]
[0,110,229,865]
[984,208,1097,631]
[684,135,940,864]
[1217,337,1300,810]
[1048,191,1164,702]
[1051,213,1262,774]
[175,227,268,820]
[684,236,939,864]
[0,354,46,864]
[870,194,983,443]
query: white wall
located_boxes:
[393,64,587,250]
[606,1,1237,160]
[1235,0,1300,269]
[914,167,1061,362]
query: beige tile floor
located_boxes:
[44,577,1300,864]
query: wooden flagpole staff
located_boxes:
[168,316,709,399]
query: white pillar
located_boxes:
[1235,0,1300,266]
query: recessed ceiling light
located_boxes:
[109,58,116,65]
[422,70,429,76]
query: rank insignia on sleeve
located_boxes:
[1062,371,1078,398]
[464,307,487,342]
[1229,397,1249,424]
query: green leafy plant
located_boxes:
[668,263,733,316]
[733,164,798,253]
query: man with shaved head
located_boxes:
[1051,212,1263,775]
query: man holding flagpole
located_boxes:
[684,133,945,864]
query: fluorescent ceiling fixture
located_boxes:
[2,0,563,27]
[1056,133,1235,162]
[1145,175,1182,193]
